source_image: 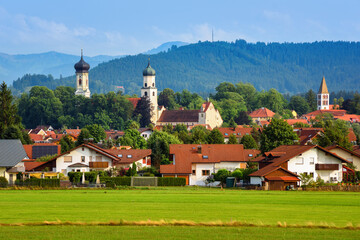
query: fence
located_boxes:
[102,177,185,187]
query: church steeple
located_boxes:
[317,76,329,110]
[141,59,158,123]
[74,49,91,98]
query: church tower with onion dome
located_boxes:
[317,76,329,110]
[141,59,158,123]
[74,49,91,98]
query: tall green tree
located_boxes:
[228,134,238,144]
[207,128,224,144]
[314,120,353,150]
[76,128,93,146]
[147,131,181,168]
[133,96,152,127]
[289,95,310,116]
[190,126,210,144]
[59,135,75,153]
[158,88,178,110]
[240,135,258,149]
[85,124,106,143]
[305,89,317,112]
[260,118,299,152]
[0,82,20,134]
[118,129,147,149]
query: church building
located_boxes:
[317,76,329,110]
[135,61,223,129]
[74,50,91,98]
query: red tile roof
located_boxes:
[249,108,275,118]
[127,98,140,109]
[105,149,151,164]
[302,109,347,119]
[160,144,249,174]
[23,143,61,159]
[157,110,200,123]
[218,127,253,138]
[294,128,323,145]
[64,129,81,137]
[348,129,357,142]
[335,114,360,123]
[24,161,46,171]
[29,134,44,142]
[201,102,211,112]
[284,119,309,125]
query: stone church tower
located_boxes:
[141,60,158,123]
[317,76,329,110]
[74,49,91,98]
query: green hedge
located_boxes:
[0,177,8,188]
[158,177,186,186]
[101,177,131,186]
[15,178,60,187]
[68,171,107,184]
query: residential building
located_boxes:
[0,139,27,184]
[160,144,260,186]
[218,126,253,143]
[326,145,360,170]
[249,107,275,124]
[250,145,349,189]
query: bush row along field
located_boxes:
[0,188,359,227]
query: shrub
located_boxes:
[101,177,131,186]
[214,169,230,185]
[0,177,8,188]
[158,177,186,186]
[15,178,60,187]
[231,170,243,181]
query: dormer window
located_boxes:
[118,154,122,157]
[225,133,228,136]
[203,155,208,159]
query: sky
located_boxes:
[0,0,360,56]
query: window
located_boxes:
[96,156,102,162]
[64,156,72,162]
[76,169,80,172]
[82,147,84,151]
[143,159,146,164]
[202,155,208,159]
[153,92,155,96]
[152,83,154,87]
[309,157,314,165]
[202,170,210,176]
[309,172,314,178]
[118,154,122,157]
[317,100,321,105]
[248,154,253,157]
[79,79,82,85]
[81,156,85,162]
[127,155,132,158]
[192,169,196,174]
[145,83,147,87]
[225,133,228,136]
[295,157,304,165]
[144,92,148,96]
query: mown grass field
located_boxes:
[0,187,359,239]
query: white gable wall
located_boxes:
[287,148,343,183]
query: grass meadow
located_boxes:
[0,187,359,239]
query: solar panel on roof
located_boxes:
[32,146,58,159]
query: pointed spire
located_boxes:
[318,76,329,94]
[81,49,83,59]
[148,57,151,67]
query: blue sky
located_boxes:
[0,0,359,56]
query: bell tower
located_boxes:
[317,76,329,110]
[141,59,158,123]
[74,49,91,98]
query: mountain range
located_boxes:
[9,40,360,96]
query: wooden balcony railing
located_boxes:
[315,164,339,171]
[89,162,109,168]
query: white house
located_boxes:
[250,145,349,188]
[31,143,152,175]
[326,145,360,171]
[160,144,259,186]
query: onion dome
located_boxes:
[74,49,90,73]
[143,59,156,76]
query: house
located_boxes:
[249,107,275,123]
[28,143,152,175]
[156,102,223,129]
[139,128,153,140]
[160,144,260,186]
[325,145,360,170]
[250,145,350,189]
[105,130,125,141]
[23,143,61,160]
[63,129,81,138]
[105,148,151,169]
[218,126,253,143]
[294,128,323,145]
[284,119,309,126]
[0,139,27,184]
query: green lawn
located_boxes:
[0,226,359,240]
[0,187,359,239]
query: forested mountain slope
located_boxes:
[12,40,360,95]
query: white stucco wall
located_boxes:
[189,162,245,186]
[250,176,262,185]
[56,147,113,175]
[287,148,343,183]
[328,148,360,170]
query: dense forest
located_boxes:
[11,40,360,96]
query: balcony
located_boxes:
[315,164,339,171]
[89,162,109,169]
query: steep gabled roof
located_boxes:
[0,139,28,167]
[249,165,298,178]
[157,110,200,123]
[318,76,329,94]
[127,98,141,109]
[218,126,253,138]
[249,108,275,118]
